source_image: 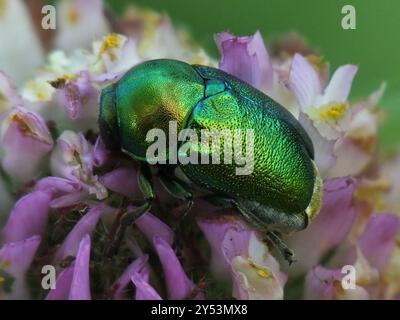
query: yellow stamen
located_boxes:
[249,261,271,279]
[67,8,79,24]
[10,113,51,145]
[12,114,31,133]
[24,80,54,102]
[36,92,46,101]
[0,276,5,284]
[99,34,122,61]
[319,102,348,122]
[63,73,75,81]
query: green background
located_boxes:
[106,0,399,151]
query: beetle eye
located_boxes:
[205,79,226,97]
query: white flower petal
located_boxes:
[287,53,321,111]
[323,65,358,103]
[0,0,44,85]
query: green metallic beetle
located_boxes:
[99,59,323,264]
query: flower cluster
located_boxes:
[0,0,399,300]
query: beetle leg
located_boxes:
[202,195,297,265]
[233,199,297,266]
[235,198,308,233]
[107,202,151,256]
[264,231,296,266]
[138,164,155,203]
[106,164,155,256]
[158,172,193,222]
[201,194,234,208]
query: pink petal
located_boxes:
[92,136,108,167]
[0,235,41,299]
[216,31,273,90]
[56,71,99,122]
[153,236,196,300]
[112,255,149,300]
[135,212,174,246]
[2,191,51,242]
[49,190,88,208]
[35,176,82,195]
[287,53,322,110]
[55,0,109,52]
[289,177,357,272]
[324,65,358,102]
[304,266,342,300]
[324,137,371,179]
[1,107,53,183]
[305,264,370,300]
[358,213,400,272]
[34,176,86,209]
[131,273,162,300]
[68,235,91,300]
[0,235,41,278]
[299,112,337,176]
[51,131,107,200]
[0,0,44,85]
[54,204,105,261]
[0,71,22,109]
[99,167,140,198]
[46,264,75,300]
[197,213,251,275]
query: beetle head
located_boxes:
[99,59,205,159]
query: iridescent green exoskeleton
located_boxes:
[99,59,323,264]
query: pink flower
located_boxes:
[100,167,140,198]
[304,213,399,300]
[2,191,51,243]
[215,31,273,91]
[54,0,109,52]
[50,130,108,200]
[47,235,92,300]
[0,0,44,85]
[305,264,370,300]
[197,213,286,299]
[54,204,105,262]
[0,106,53,184]
[92,136,109,167]
[34,176,86,208]
[112,255,150,300]
[153,236,200,300]
[356,213,400,272]
[92,34,141,75]
[55,71,99,131]
[298,112,337,175]
[131,273,162,300]
[136,212,175,247]
[0,235,41,299]
[287,54,358,176]
[288,177,357,273]
[325,84,384,178]
[288,53,358,139]
[0,71,22,113]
